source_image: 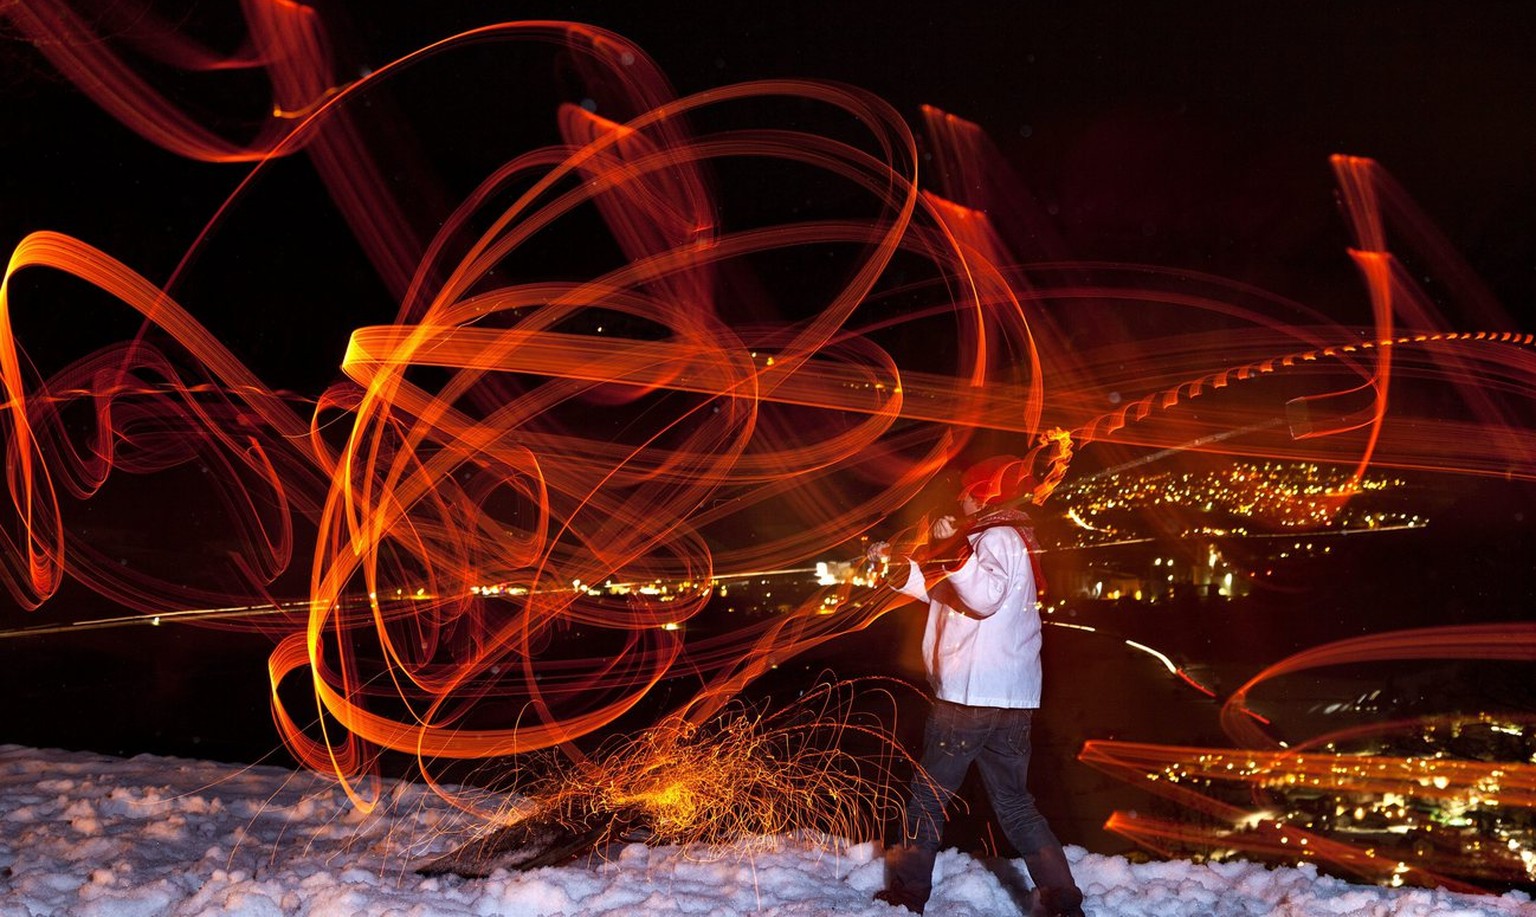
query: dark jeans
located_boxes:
[883,700,1078,912]
[901,699,1060,857]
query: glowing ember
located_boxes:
[420,682,909,874]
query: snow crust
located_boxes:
[1,745,1530,916]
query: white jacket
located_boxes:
[894,523,1042,708]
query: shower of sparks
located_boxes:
[435,681,911,861]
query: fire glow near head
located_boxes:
[2,0,1534,890]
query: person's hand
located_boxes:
[931,515,957,539]
[866,540,891,566]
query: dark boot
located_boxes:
[1023,843,1085,917]
[874,844,937,914]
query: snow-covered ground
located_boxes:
[0,744,1529,916]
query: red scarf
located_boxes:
[919,507,1049,596]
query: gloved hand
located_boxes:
[864,540,892,584]
[931,515,958,539]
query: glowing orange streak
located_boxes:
[1327,157,1395,475]
[1104,811,1480,894]
[923,193,1045,435]
[268,631,363,777]
[919,106,1070,265]
[1221,624,1536,749]
[1,232,311,606]
[296,316,737,800]
[1289,713,1536,760]
[307,72,926,623]
[337,320,1536,479]
[2,234,307,434]
[0,281,61,606]
[1329,155,1513,328]
[317,284,1529,737]
[288,69,940,771]
[1086,622,1536,887]
[0,230,693,800]
[343,326,894,415]
[1082,740,1536,807]
[407,79,919,322]
[12,11,1536,879]
[560,107,716,320]
[309,637,682,761]
[337,311,933,588]
[1081,739,1515,893]
[2,0,297,161]
[1323,245,1392,501]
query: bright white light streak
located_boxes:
[0,600,313,639]
[1048,621,1098,633]
[1124,638,1179,674]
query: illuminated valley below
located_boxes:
[2,465,1529,892]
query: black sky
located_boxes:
[2,0,1534,779]
[349,2,1535,315]
[0,0,1531,584]
[5,1,1533,392]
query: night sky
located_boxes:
[3,1,1534,712]
[2,1,1532,597]
[6,1,1534,389]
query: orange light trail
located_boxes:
[3,1,1535,886]
[1083,624,1536,890]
